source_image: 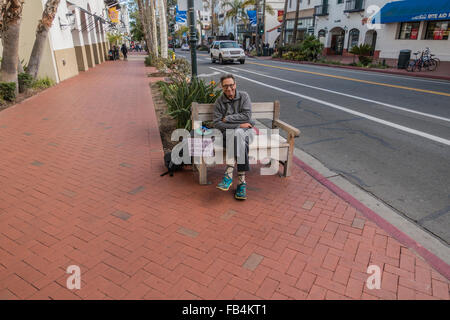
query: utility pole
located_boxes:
[188,0,198,77]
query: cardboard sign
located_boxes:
[188,138,214,157]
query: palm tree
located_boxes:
[157,0,168,58]
[292,0,300,44]
[0,0,25,92]
[148,0,158,56]
[278,0,288,55]
[221,0,242,40]
[137,0,152,54]
[27,0,61,79]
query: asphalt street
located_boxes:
[175,49,450,245]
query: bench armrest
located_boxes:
[273,119,300,137]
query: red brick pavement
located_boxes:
[0,56,448,300]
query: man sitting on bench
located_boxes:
[213,74,255,200]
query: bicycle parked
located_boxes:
[407,48,439,72]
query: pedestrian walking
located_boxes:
[121,43,128,60]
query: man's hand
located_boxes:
[239,123,252,128]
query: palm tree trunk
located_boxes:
[157,0,168,58]
[292,0,300,44]
[27,0,61,79]
[138,0,153,55]
[278,0,288,56]
[0,0,25,93]
[150,0,158,56]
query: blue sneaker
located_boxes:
[235,183,247,200]
[217,174,233,191]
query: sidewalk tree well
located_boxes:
[0,0,25,94]
[27,0,61,79]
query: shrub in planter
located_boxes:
[18,73,33,93]
[158,78,221,130]
[31,77,55,89]
[165,58,191,82]
[349,44,374,66]
[0,82,16,101]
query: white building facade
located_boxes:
[314,0,450,61]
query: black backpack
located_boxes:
[160,149,184,177]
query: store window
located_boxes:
[348,29,360,49]
[398,22,420,39]
[425,20,449,40]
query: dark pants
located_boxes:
[223,128,255,172]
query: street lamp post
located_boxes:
[188,0,198,78]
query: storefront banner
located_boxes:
[277,10,284,22]
[247,10,257,26]
[108,6,119,23]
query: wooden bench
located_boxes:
[191,101,300,184]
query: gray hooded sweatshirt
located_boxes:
[213,90,256,131]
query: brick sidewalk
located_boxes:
[0,56,448,300]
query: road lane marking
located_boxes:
[265,59,450,85]
[228,67,450,123]
[210,66,450,146]
[246,61,450,97]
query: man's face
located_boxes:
[221,78,236,99]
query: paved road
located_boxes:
[176,50,450,245]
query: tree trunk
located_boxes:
[150,0,158,57]
[0,0,25,93]
[278,0,288,56]
[261,0,266,54]
[157,0,168,58]
[27,0,61,79]
[137,0,152,54]
[292,0,300,44]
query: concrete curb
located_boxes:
[292,149,450,280]
[254,120,450,280]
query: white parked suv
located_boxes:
[210,40,245,64]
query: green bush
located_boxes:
[280,36,323,62]
[0,82,16,101]
[31,77,55,89]
[158,78,221,130]
[18,73,33,93]
[349,44,374,66]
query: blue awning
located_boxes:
[373,0,450,24]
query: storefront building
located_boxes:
[0,0,112,84]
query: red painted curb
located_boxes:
[293,156,450,280]
[269,58,450,82]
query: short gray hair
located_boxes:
[220,74,235,84]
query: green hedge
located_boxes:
[18,73,33,93]
[0,82,16,101]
